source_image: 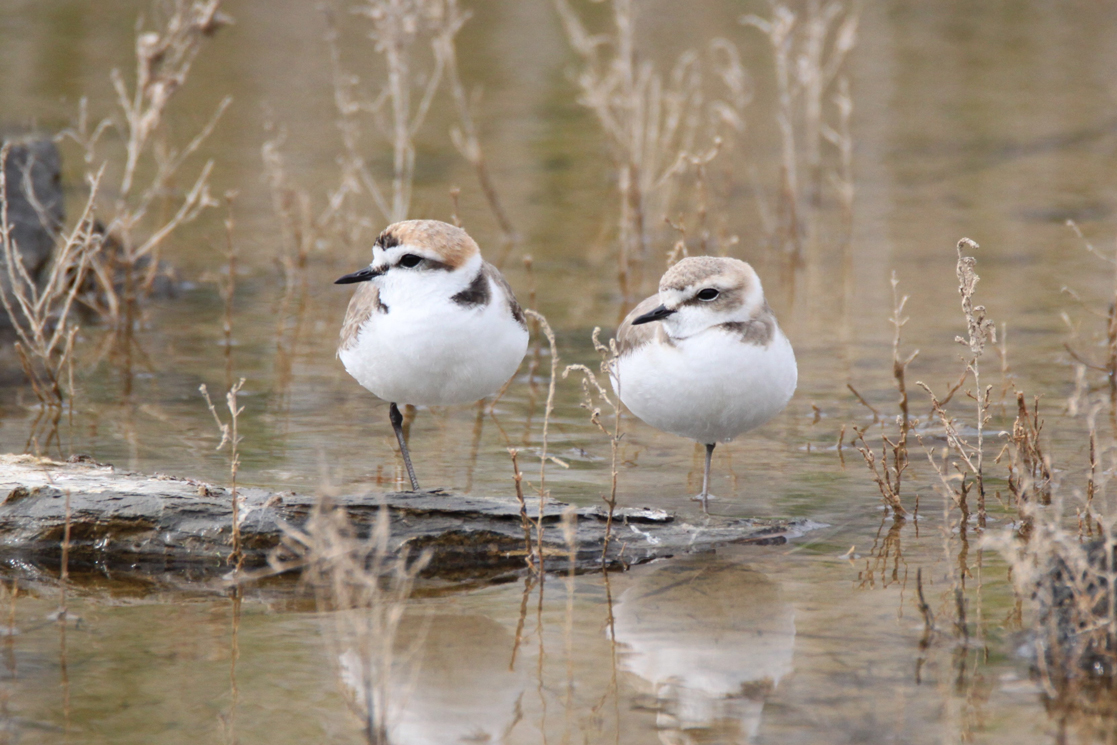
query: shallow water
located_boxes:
[2,0,1117,742]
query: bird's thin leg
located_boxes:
[700,442,715,514]
[389,402,420,491]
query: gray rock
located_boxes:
[1,136,63,278]
[1035,537,1117,678]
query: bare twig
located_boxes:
[852,425,908,518]
[889,271,919,429]
[553,0,740,297]
[523,308,559,569]
[201,379,246,571]
[563,328,625,563]
[743,0,859,255]
[62,2,230,327]
[0,145,102,435]
[847,382,880,422]
[915,239,996,529]
[435,0,520,266]
[508,447,537,572]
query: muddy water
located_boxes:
[2,0,1117,742]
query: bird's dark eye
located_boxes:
[696,288,720,301]
[398,254,423,268]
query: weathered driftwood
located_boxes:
[0,455,821,580]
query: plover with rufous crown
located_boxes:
[612,256,797,512]
[335,219,529,491]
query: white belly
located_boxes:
[613,328,797,444]
[339,299,528,406]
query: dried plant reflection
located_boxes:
[272,496,431,743]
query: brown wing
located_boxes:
[616,295,669,357]
[338,282,384,353]
[482,262,527,330]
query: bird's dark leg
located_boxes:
[389,402,420,491]
[700,442,715,514]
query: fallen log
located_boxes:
[0,454,822,580]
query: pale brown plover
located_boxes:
[335,219,529,490]
[612,256,797,512]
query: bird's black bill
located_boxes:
[334,266,384,284]
[631,304,676,325]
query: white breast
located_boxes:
[339,282,528,406]
[613,326,797,444]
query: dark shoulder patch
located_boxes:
[718,314,775,346]
[482,263,527,330]
[451,270,490,308]
[507,296,526,328]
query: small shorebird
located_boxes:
[613,256,797,512]
[335,219,529,490]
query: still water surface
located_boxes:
[2,0,1117,742]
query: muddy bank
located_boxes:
[0,455,821,580]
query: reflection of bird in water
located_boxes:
[339,613,524,744]
[612,557,795,743]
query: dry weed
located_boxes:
[985,223,1117,725]
[662,140,743,266]
[499,308,565,575]
[261,124,317,428]
[435,0,520,267]
[347,0,448,223]
[275,0,515,278]
[524,309,561,498]
[844,226,1117,728]
[849,272,915,518]
[0,145,105,450]
[200,378,246,571]
[553,0,746,297]
[262,125,316,288]
[1064,220,1117,421]
[214,194,238,389]
[852,425,909,518]
[856,516,905,589]
[507,447,538,572]
[521,309,567,571]
[997,393,1052,539]
[563,327,624,562]
[824,75,855,237]
[743,0,859,256]
[903,234,1117,725]
[61,0,231,328]
[992,508,1117,724]
[918,238,997,529]
[320,0,506,234]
